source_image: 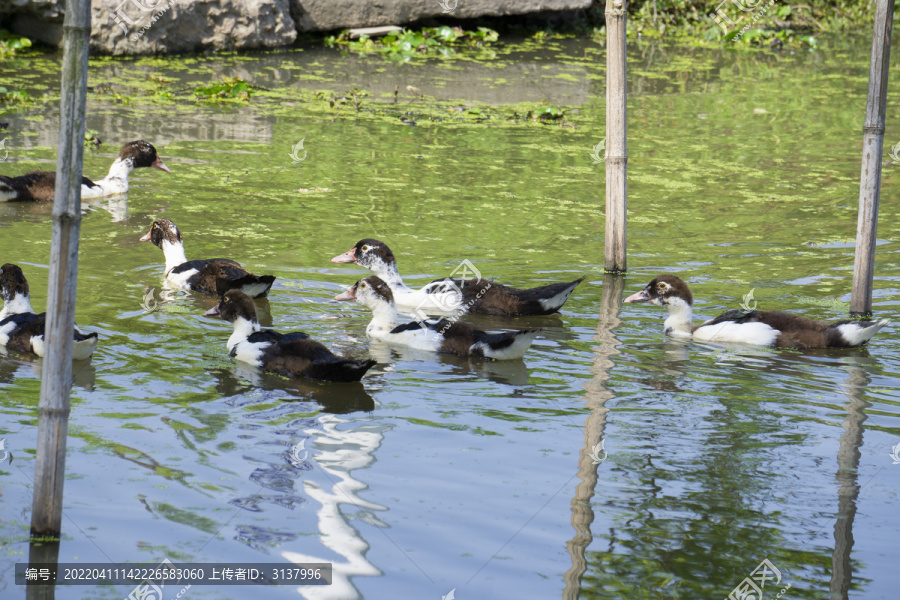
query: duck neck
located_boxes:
[366,301,398,336]
[371,260,409,291]
[228,316,260,350]
[161,239,189,273]
[663,298,694,339]
[101,158,133,183]
[0,292,34,319]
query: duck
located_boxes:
[0,264,99,359]
[0,140,171,202]
[206,289,376,382]
[334,275,539,360]
[331,239,583,317]
[624,274,890,349]
[141,218,275,298]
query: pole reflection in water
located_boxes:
[283,414,390,599]
[830,357,873,600]
[26,538,59,600]
[563,274,624,599]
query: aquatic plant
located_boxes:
[0,30,31,57]
[326,26,499,61]
[194,77,254,102]
[0,87,33,105]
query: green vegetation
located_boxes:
[194,76,255,102]
[0,30,31,57]
[326,26,499,61]
[597,0,870,48]
[0,87,33,105]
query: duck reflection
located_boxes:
[282,413,388,599]
[0,349,96,390]
[212,363,377,414]
[138,286,274,327]
[365,339,532,385]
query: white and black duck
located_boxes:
[1,140,171,202]
[334,275,539,360]
[624,274,889,349]
[141,218,275,298]
[0,264,98,359]
[206,290,376,382]
[331,238,583,316]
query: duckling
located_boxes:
[625,274,889,349]
[206,290,376,383]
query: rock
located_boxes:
[2,0,297,55]
[291,0,591,31]
[94,0,297,55]
[2,0,590,55]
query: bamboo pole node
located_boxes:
[62,24,92,32]
[862,125,885,134]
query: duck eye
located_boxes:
[657,282,667,291]
[360,282,367,288]
[361,245,369,252]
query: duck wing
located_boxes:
[263,338,376,382]
[431,277,584,316]
[1,312,46,353]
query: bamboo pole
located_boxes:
[850,0,894,316]
[604,0,628,273]
[30,0,91,537]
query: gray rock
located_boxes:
[291,0,591,31]
[2,0,297,54]
[2,0,591,55]
[94,0,297,55]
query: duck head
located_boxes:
[335,275,398,333]
[624,274,695,337]
[0,263,34,318]
[140,218,188,271]
[118,140,171,173]
[331,239,403,286]
[624,274,693,307]
[206,290,261,349]
[205,289,258,323]
[334,275,395,307]
[140,218,182,248]
[0,263,29,303]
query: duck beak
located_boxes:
[152,157,172,174]
[334,286,357,301]
[331,248,357,264]
[204,304,222,317]
[624,288,651,303]
[139,230,152,242]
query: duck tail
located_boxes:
[472,329,540,360]
[831,319,890,347]
[72,331,99,360]
[308,358,377,383]
[0,183,18,202]
[223,274,276,299]
[512,277,585,315]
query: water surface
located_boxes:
[1,36,899,600]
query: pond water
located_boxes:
[1,34,900,600]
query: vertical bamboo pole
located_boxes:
[850,0,894,316]
[605,0,628,273]
[30,0,91,537]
